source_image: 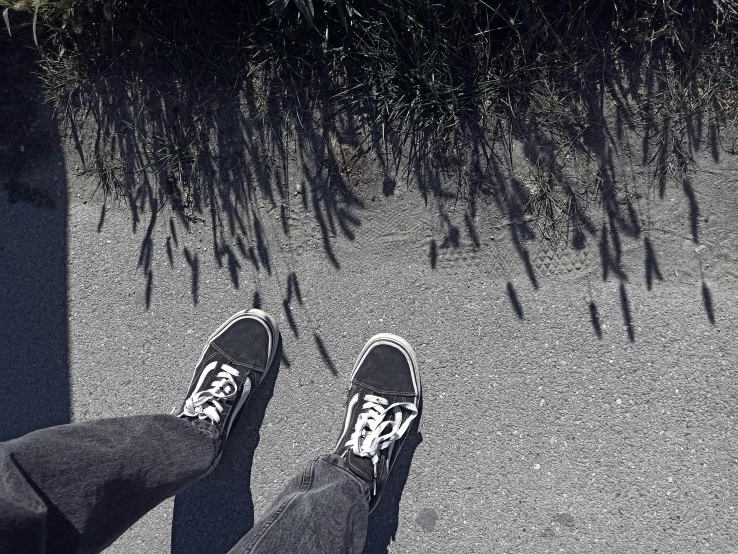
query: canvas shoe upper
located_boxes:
[177,309,279,470]
[333,333,421,511]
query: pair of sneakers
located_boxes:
[176,309,421,510]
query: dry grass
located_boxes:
[3,0,738,235]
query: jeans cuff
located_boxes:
[319,454,373,503]
[179,417,221,458]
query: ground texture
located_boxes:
[1,106,737,553]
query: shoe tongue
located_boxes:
[345,450,375,483]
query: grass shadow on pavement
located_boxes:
[170,338,283,554]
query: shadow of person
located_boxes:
[171,338,282,554]
[1,35,70,441]
[362,411,424,554]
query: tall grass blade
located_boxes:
[3,8,10,36]
[268,0,290,17]
[32,5,38,47]
[293,0,315,29]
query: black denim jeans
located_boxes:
[0,415,371,554]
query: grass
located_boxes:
[3,0,738,236]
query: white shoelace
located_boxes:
[345,394,418,483]
[182,362,244,424]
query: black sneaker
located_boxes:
[177,309,279,471]
[333,333,421,511]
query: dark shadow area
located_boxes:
[171,339,283,554]
[96,201,107,232]
[588,301,603,339]
[145,270,153,309]
[166,237,175,266]
[475,159,541,289]
[0,35,70,441]
[282,299,299,337]
[56,37,367,301]
[506,281,524,319]
[286,272,303,305]
[709,122,720,163]
[13,1,717,332]
[572,226,586,250]
[702,281,715,324]
[224,245,242,289]
[252,214,272,276]
[506,282,524,320]
[644,237,664,291]
[599,223,628,282]
[619,282,635,342]
[184,248,199,305]
[314,333,339,376]
[682,177,700,243]
[3,0,725,351]
[282,272,302,338]
[362,422,423,554]
[464,212,480,249]
[410,59,722,330]
[382,177,396,196]
[280,348,292,369]
[252,291,262,309]
[439,216,460,249]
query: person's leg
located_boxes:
[0,415,217,554]
[227,454,371,554]
[229,333,421,554]
[0,308,279,554]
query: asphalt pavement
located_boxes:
[2,128,737,553]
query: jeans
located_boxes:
[0,415,371,554]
